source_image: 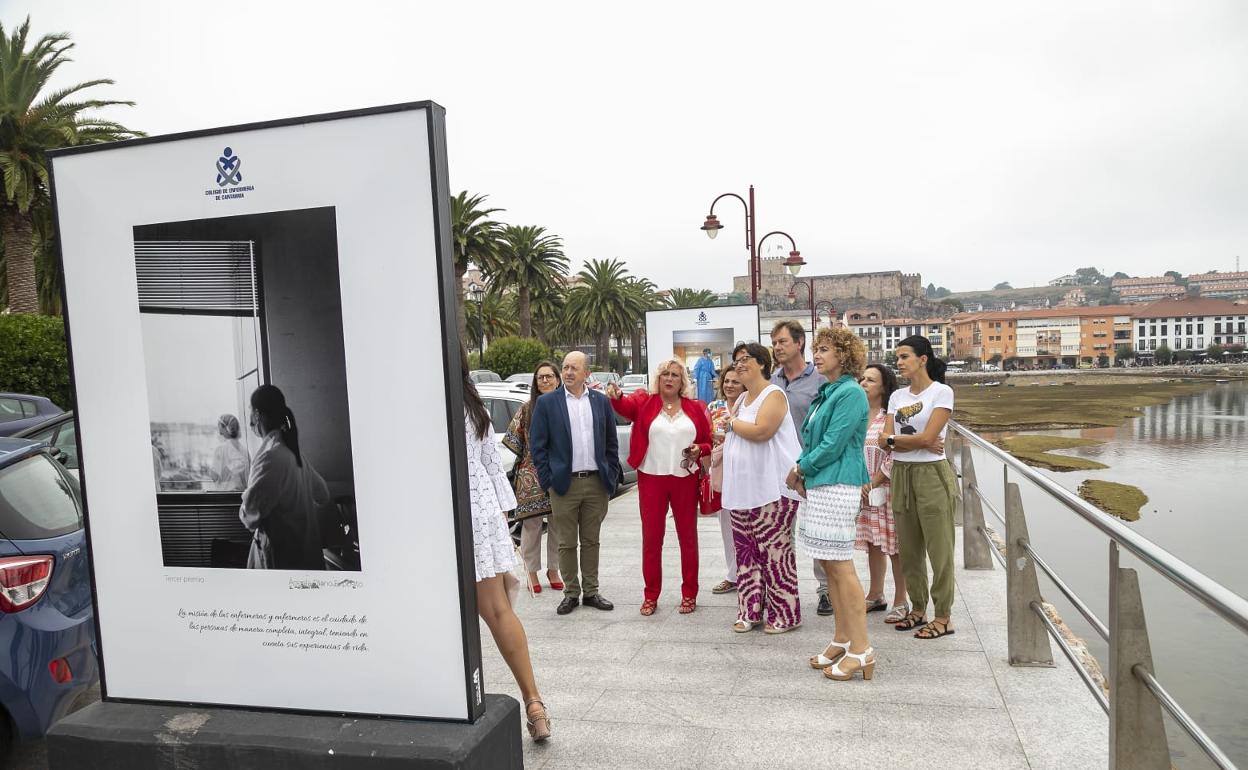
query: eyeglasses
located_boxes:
[732,357,754,368]
[536,374,558,381]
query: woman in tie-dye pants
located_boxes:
[718,341,804,634]
[730,498,801,631]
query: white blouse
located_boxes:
[638,410,696,477]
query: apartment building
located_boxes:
[882,318,953,359]
[843,309,885,363]
[1133,297,1247,354]
[1189,272,1248,301]
[952,305,1135,367]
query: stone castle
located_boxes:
[733,257,938,317]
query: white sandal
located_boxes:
[884,602,910,625]
[808,639,849,669]
[732,618,757,633]
[824,647,875,681]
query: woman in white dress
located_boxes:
[460,348,551,742]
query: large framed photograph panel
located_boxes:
[644,304,761,375]
[48,103,483,720]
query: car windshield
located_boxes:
[622,376,645,384]
[590,372,614,382]
[0,453,81,540]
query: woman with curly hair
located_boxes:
[785,327,875,681]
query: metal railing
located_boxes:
[947,422,1248,770]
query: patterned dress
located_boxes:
[465,413,519,582]
[855,410,897,555]
[502,402,550,518]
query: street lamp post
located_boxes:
[814,300,838,328]
[787,279,816,333]
[700,186,804,304]
[467,282,485,358]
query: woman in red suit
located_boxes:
[606,358,712,616]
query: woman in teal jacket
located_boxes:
[785,327,874,682]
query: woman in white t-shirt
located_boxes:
[718,342,804,634]
[879,335,958,641]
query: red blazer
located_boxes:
[609,390,713,472]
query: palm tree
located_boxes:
[465,290,518,348]
[450,191,504,337]
[668,287,717,308]
[620,277,665,373]
[565,258,637,368]
[493,225,568,338]
[1,17,143,313]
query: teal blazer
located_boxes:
[796,374,870,488]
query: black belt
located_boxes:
[571,470,596,478]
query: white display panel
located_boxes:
[644,304,761,375]
[49,104,482,720]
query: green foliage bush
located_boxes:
[0,314,71,408]
[482,336,553,378]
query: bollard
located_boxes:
[1005,482,1053,666]
[1108,542,1170,770]
[959,444,993,570]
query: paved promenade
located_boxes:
[483,489,1108,769]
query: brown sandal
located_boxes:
[914,619,955,640]
[893,610,928,631]
[524,697,551,742]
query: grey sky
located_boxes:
[12,1,1246,292]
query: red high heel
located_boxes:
[547,572,564,591]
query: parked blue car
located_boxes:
[0,437,97,755]
[0,394,64,438]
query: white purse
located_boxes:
[868,486,887,508]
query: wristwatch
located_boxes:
[886,434,896,448]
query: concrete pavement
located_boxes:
[483,488,1107,770]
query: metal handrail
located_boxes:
[952,421,1248,636]
[951,420,1248,767]
[1135,665,1235,770]
[1032,600,1109,713]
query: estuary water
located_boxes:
[972,379,1248,767]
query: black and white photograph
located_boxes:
[137,207,360,571]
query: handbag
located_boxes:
[503,546,531,606]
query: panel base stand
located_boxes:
[48,694,521,769]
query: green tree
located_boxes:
[481,336,552,378]
[465,291,518,351]
[884,351,898,366]
[1206,344,1224,361]
[0,313,69,406]
[939,297,965,313]
[1,17,143,313]
[493,225,568,338]
[620,277,665,373]
[450,191,504,338]
[988,353,1003,365]
[993,281,1012,291]
[1155,344,1172,365]
[667,287,715,308]
[1074,267,1106,285]
[565,258,637,369]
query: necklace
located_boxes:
[663,399,680,413]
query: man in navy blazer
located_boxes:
[530,351,621,615]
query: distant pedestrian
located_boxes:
[705,367,745,595]
[459,346,551,742]
[719,342,803,634]
[785,328,874,681]
[530,352,622,615]
[502,361,564,594]
[880,335,956,640]
[210,413,250,491]
[693,348,717,404]
[606,358,712,615]
[857,364,909,624]
[770,319,832,616]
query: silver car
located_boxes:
[475,382,636,491]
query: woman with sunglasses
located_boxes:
[718,342,804,633]
[606,358,712,615]
[503,361,564,594]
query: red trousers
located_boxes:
[637,471,700,602]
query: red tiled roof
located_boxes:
[1134,297,1247,318]
[951,305,1136,323]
